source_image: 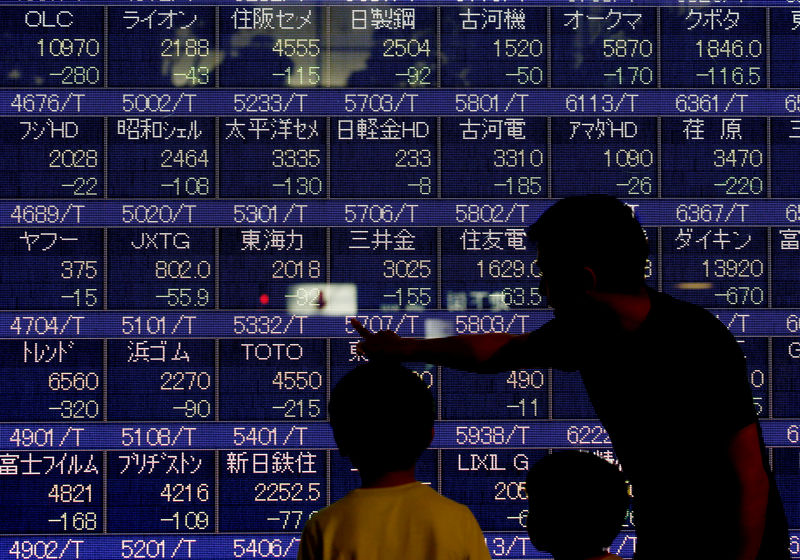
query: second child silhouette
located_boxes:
[527,450,629,560]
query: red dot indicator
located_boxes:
[259,294,269,305]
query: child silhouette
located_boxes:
[298,363,491,560]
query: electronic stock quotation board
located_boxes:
[2,0,800,558]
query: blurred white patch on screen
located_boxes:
[674,282,713,290]
[425,319,453,339]
[286,283,357,316]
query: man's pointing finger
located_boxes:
[350,318,372,338]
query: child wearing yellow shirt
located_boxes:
[298,362,491,560]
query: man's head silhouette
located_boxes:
[526,195,649,311]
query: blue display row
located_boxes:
[4,200,800,225]
[0,533,784,559]
[0,448,520,533]
[0,0,799,5]
[0,337,790,421]
[0,421,798,449]
[8,223,800,311]
[2,309,800,337]
[0,533,791,560]
[11,115,800,199]
[0,447,795,535]
[2,6,800,89]
[0,532,767,560]
[2,0,800,5]
[1,335,789,422]
[5,89,800,115]
[0,533,792,560]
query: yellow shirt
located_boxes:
[298,481,492,560]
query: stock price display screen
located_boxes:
[0,1,799,558]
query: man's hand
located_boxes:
[351,318,415,361]
[351,318,527,372]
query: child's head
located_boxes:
[329,362,435,475]
[526,451,629,559]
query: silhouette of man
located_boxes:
[352,195,789,560]
[527,450,629,560]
